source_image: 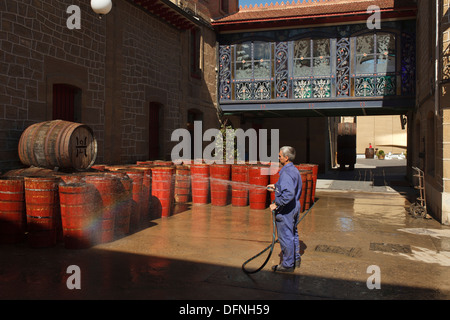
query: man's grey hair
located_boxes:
[280,146,296,162]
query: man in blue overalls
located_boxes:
[267,146,302,273]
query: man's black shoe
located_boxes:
[272,265,294,273]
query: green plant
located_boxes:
[377,150,385,157]
[214,122,240,162]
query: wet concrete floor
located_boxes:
[1,160,450,300]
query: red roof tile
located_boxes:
[213,0,416,25]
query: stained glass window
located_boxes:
[235,42,252,80]
[293,39,331,77]
[356,34,376,74]
[234,42,272,80]
[355,33,396,74]
[376,33,396,73]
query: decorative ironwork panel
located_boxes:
[219,45,232,101]
[401,32,416,95]
[236,82,253,100]
[312,78,331,98]
[293,79,312,99]
[236,81,271,100]
[355,77,375,97]
[376,76,396,96]
[336,38,350,97]
[218,28,416,103]
[254,81,271,100]
[275,42,289,99]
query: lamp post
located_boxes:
[91,0,113,18]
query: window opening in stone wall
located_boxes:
[52,84,81,122]
[190,28,202,79]
[149,102,163,160]
[221,0,229,13]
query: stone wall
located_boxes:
[0,0,219,171]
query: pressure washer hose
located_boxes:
[241,202,314,274]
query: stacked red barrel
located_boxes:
[118,168,144,232]
[24,176,61,248]
[190,163,210,205]
[59,181,102,249]
[0,156,319,249]
[84,175,120,243]
[231,164,248,206]
[0,177,26,244]
[151,166,175,218]
[174,165,190,203]
[248,165,269,210]
[210,164,230,206]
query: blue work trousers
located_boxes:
[276,210,300,268]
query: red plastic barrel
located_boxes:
[24,176,61,248]
[296,164,318,202]
[0,177,26,244]
[119,169,143,232]
[248,165,269,210]
[190,163,210,205]
[151,166,175,218]
[59,182,102,249]
[231,164,249,207]
[174,165,190,203]
[84,175,120,243]
[106,172,132,238]
[210,164,230,206]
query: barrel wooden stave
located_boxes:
[18,120,97,171]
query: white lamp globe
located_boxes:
[91,0,113,15]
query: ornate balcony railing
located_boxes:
[219,31,415,104]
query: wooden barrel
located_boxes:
[2,167,57,177]
[365,148,375,159]
[296,164,319,203]
[248,165,269,210]
[59,182,102,249]
[18,120,97,171]
[84,175,120,243]
[118,169,143,232]
[231,164,248,207]
[297,170,311,213]
[152,160,174,167]
[151,166,174,218]
[106,172,132,239]
[337,123,356,136]
[174,165,191,203]
[210,164,230,206]
[190,164,210,205]
[132,166,153,226]
[0,177,26,244]
[24,176,61,248]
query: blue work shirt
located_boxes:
[274,162,302,214]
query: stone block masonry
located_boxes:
[0,0,219,171]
